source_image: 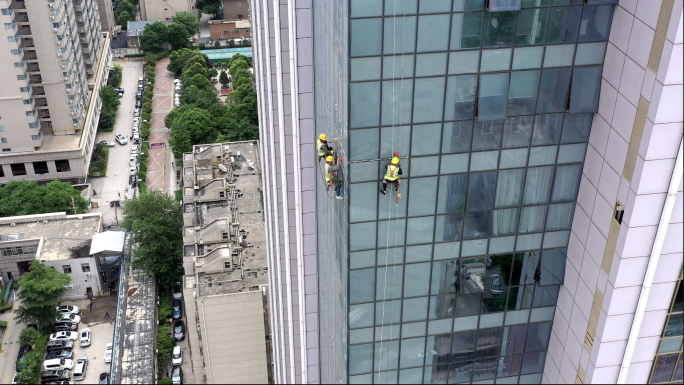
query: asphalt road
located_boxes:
[0,295,22,385]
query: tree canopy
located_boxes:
[114,0,136,30]
[219,70,229,88]
[196,0,222,15]
[172,11,199,36]
[140,22,169,53]
[167,22,191,50]
[0,180,88,217]
[167,48,208,74]
[15,260,71,334]
[122,190,183,288]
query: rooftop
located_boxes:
[126,20,158,36]
[208,19,252,29]
[0,212,102,261]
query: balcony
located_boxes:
[38,110,51,119]
[11,0,26,10]
[23,49,36,60]
[20,37,33,47]
[35,97,48,107]
[16,12,28,23]
[29,74,42,84]
[32,86,44,96]
[17,25,30,36]
[27,63,39,73]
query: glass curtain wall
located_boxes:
[649,271,683,384]
[346,0,614,383]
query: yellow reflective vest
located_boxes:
[317,139,328,157]
[384,165,400,181]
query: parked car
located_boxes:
[131,145,139,154]
[11,374,17,384]
[45,349,74,361]
[172,346,182,366]
[115,133,128,145]
[489,274,504,294]
[136,90,142,100]
[133,133,140,142]
[80,328,91,347]
[99,141,115,147]
[174,320,185,341]
[115,88,124,94]
[53,321,78,332]
[173,282,183,299]
[57,313,81,324]
[16,344,32,371]
[49,332,78,342]
[133,117,140,123]
[99,372,110,384]
[172,299,182,320]
[134,108,141,117]
[73,357,88,381]
[43,358,74,371]
[104,343,113,363]
[40,370,71,383]
[171,366,182,385]
[46,340,74,351]
[135,100,142,108]
[175,101,181,108]
[56,305,80,315]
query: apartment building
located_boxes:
[222,0,249,20]
[0,0,111,184]
[208,19,251,41]
[251,0,683,384]
[139,0,193,22]
[96,0,114,33]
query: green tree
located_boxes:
[219,70,229,89]
[208,68,218,79]
[115,0,136,19]
[14,260,70,334]
[219,116,258,142]
[98,108,116,130]
[172,11,199,35]
[183,73,211,91]
[214,40,221,48]
[168,48,201,74]
[232,68,252,90]
[227,39,236,48]
[180,85,218,109]
[169,122,193,158]
[0,180,88,217]
[16,350,41,384]
[19,327,39,347]
[196,0,222,15]
[101,86,121,111]
[180,62,209,84]
[122,191,183,288]
[167,22,191,50]
[171,107,215,144]
[116,11,132,30]
[109,64,123,88]
[241,39,251,47]
[140,21,169,53]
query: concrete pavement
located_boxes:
[0,295,21,385]
[147,59,174,194]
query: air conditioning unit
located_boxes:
[57,40,61,45]
[57,53,62,57]
[73,123,77,127]
[68,100,73,104]
[49,3,53,7]
[51,16,55,20]
[70,112,75,116]
[66,88,72,92]
[61,65,65,69]
[53,28,58,33]
[64,77,68,81]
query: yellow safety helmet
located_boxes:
[326,156,334,162]
[319,134,327,141]
[392,157,400,165]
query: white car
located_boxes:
[172,346,182,366]
[115,133,128,145]
[175,101,181,107]
[11,374,17,384]
[56,305,80,315]
[132,126,140,133]
[79,328,91,347]
[133,117,140,123]
[57,313,81,324]
[131,145,139,154]
[104,343,113,363]
[73,357,88,381]
[49,331,79,342]
[43,358,74,371]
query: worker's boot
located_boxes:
[379,189,386,195]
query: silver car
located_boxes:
[80,328,91,347]
[73,357,88,381]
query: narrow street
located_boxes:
[147,59,174,194]
[0,295,21,385]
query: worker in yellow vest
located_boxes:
[317,134,333,162]
[325,155,343,200]
[380,157,402,195]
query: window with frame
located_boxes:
[649,271,683,384]
[55,159,70,172]
[0,165,4,178]
[32,161,49,174]
[63,265,72,274]
[81,264,90,273]
[10,163,26,176]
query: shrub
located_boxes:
[143,103,153,114]
[198,42,205,49]
[138,181,147,192]
[158,378,173,384]
[20,327,39,346]
[0,302,13,313]
[175,189,182,201]
[156,323,176,376]
[141,122,151,140]
[158,295,173,323]
[0,320,7,328]
[136,170,146,182]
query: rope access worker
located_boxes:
[379,156,402,195]
[317,134,334,162]
[325,155,344,200]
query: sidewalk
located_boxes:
[147,59,174,194]
[0,296,22,385]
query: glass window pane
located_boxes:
[516,234,543,251]
[442,121,473,154]
[502,325,528,355]
[378,219,407,247]
[402,321,427,338]
[448,362,474,383]
[350,222,377,251]
[489,236,516,253]
[532,285,559,307]
[406,244,432,263]
[349,343,374,375]
[462,239,488,257]
[403,263,432,298]
[463,211,492,238]
[374,341,400,371]
[451,329,478,361]
[374,370,398,384]
[503,116,534,149]
[482,289,508,313]
[351,57,382,81]
[377,265,405,300]
[473,120,504,151]
[557,143,587,163]
[546,7,582,44]
[508,72,540,117]
[521,352,546,374]
[407,216,436,245]
[476,327,503,358]
[350,303,375,329]
[376,325,401,342]
[351,250,376,269]
[454,0,486,11]
[473,357,498,380]
[351,19,383,57]
[350,82,381,128]
[498,356,523,378]
[536,68,572,114]
[543,44,575,67]
[430,294,457,319]
[400,338,426,369]
[525,322,552,352]
[350,182,379,223]
[384,16,418,54]
[660,337,682,354]
[350,128,380,161]
[440,153,470,174]
[519,205,547,233]
[417,15,451,52]
[561,113,593,143]
[437,174,467,214]
[574,41,607,65]
[413,78,446,123]
[445,75,478,121]
[516,8,549,45]
[546,202,575,230]
[382,79,414,126]
[350,328,374,344]
[532,113,563,145]
[673,283,683,313]
[481,49,513,72]
[551,164,582,203]
[403,298,429,324]
[376,300,403,325]
[435,214,465,242]
[385,0,419,15]
[409,177,438,216]
[650,354,679,383]
[528,146,558,166]
[435,241,461,260]
[380,179,409,220]
[419,0,452,13]
[543,230,571,248]
[540,249,566,286]
[479,73,510,121]
[569,66,602,114]
[379,248,405,267]
[490,0,522,11]
[426,334,452,366]
[500,149,529,169]
[523,166,554,205]
[416,53,448,77]
[470,151,500,172]
[431,259,458,295]
[522,0,552,6]
[449,51,480,74]
[381,125,411,159]
[483,12,517,48]
[412,123,442,155]
[467,172,497,211]
[579,5,614,42]
[508,285,535,310]
[350,268,376,304]
[400,367,424,383]
[451,12,484,50]
[383,54,416,79]
[512,46,544,70]
[350,161,380,183]
[493,208,520,235]
[674,353,683,381]
[351,0,383,17]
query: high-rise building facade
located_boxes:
[0,0,111,184]
[251,0,683,384]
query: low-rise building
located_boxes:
[139,0,194,22]
[181,141,273,384]
[222,0,249,20]
[126,21,158,48]
[208,19,251,41]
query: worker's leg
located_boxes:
[380,179,388,195]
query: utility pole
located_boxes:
[71,196,77,214]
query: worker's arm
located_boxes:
[398,165,403,176]
[328,163,340,172]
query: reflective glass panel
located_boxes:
[350,182,378,223]
[481,49,513,72]
[483,12,517,48]
[515,8,549,45]
[441,153,470,174]
[519,205,547,233]
[442,121,474,154]
[470,151,500,171]
[543,44,575,67]
[539,249,566,286]
[350,222,377,251]
[473,120,504,151]
[435,213,465,242]
[431,259,458,295]
[551,164,582,203]
[351,18,383,56]
[429,294,457,319]
[351,57,382,81]
[463,211,492,238]
[407,216,436,245]
[417,15,451,52]
[561,113,593,143]
[376,300,402,325]
[579,5,614,42]
[403,297,429,322]
[449,51,481,74]
[382,79,414,126]
[532,113,563,145]
[400,338,426,369]
[437,174,467,214]
[416,53,448,77]
[500,149,529,169]
[569,66,602,114]
[351,0,383,17]
[349,343,374,375]
[493,208,520,235]
[384,16,417,54]
[490,0,522,12]
[525,322,552,352]
[350,303,375,329]
[523,166,554,205]
[409,177,438,216]
[377,265,405,300]
[350,128,380,161]
[445,75,478,121]
[479,73,510,121]
[536,68,572,114]
[411,155,439,176]
[512,46,544,69]
[350,268,376,304]
[520,352,546,374]
[574,42,607,65]
[383,54,416,79]
[495,169,526,207]
[528,146,558,166]
[413,77,446,123]
[374,341,400,371]
[454,0,486,11]
[381,126,411,159]
[350,82,381,128]
[412,123,442,155]
[467,172,497,212]
[546,7,582,43]
[508,71,540,117]
[385,0,419,15]
[557,143,587,163]
[546,202,575,230]
[451,12,484,50]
